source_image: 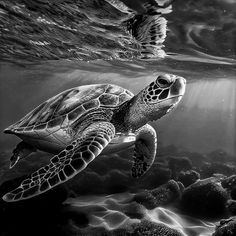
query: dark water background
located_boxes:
[0,0,236,235]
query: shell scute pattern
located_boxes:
[14,113,32,128]
[32,93,64,126]
[15,127,24,132]
[46,94,65,117]
[119,93,130,104]
[57,100,83,116]
[56,88,87,116]
[39,111,52,124]
[34,123,47,130]
[68,105,86,122]
[83,99,100,110]
[7,84,133,134]
[105,84,124,95]
[8,85,105,132]
[47,116,64,129]
[125,90,134,97]
[99,94,119,107]
[25,102,48,127]
[39,91,72,122]
[24,126,34,131]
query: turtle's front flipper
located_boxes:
[3,122,115,202]
[10,142,36,169]
[132,124,157,178]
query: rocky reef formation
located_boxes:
[68,219,185,236]
[130,220,185,236]
[0,146,235,235]
[213,217,236,236]
[178,170,200,187]
[0,176,186,236]
[134,180,183,209]
[180,177,229,218]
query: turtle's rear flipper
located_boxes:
[10,142,36,169]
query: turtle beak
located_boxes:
[170,76,186,97]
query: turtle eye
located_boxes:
[156,75,170,88]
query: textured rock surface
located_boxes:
[178,170,200,187]
[167,156,192,179]
[226,200,236,215]
[71,219,185,236]
[213,217,236,236]
[134,180,183,209]
[131,220,184,236]
[222,175,236,191]
[181,177,229,218]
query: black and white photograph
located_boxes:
[0,0,235,235]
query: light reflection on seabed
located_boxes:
[146,207,216,236]
[66,193,216,235]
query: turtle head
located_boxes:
[142,74,186,120]
[122,73,186,130]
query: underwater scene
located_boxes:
[0,0,236,235]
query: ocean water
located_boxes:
[0,0,236,236]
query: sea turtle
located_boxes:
[2,73,186,202]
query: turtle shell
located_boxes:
[5,84,134,135]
